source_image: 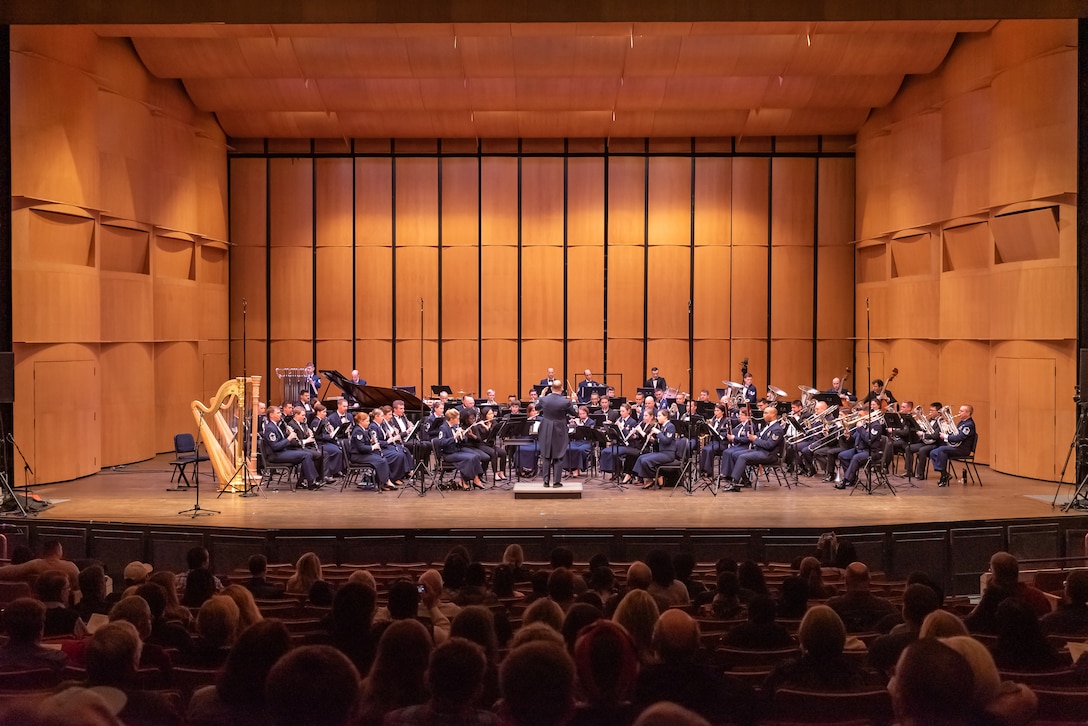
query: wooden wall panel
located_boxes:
[730,245,769,339]
[645,339,689,393]
[646,246,691,337]
[606,338,644,401]
[101,274,153,343]
[607,245,645,338]
[989,266,1075,341]
[315,247,353,340]
[521,246,564,339]
[395,247,439,338]
[886,278,940,340]
[397,339,438,390]
[566,341,604,385]
[269,158,313,247]
[268,246,314,341]
[354,340,393,391]
[356,246,393,338]
[937,273,990,341]
[566,246,604,339]
[815,339,854,392]
[101,343,155,465]
[769,339,813,398]
[818,158,855,246]
[356,158,393,246]
[567,158,604,247]
[439,340,479,397]
[694,339,731,397]
[885,339,941,410]
[154,341,202,450]
[771,158,815,246]
[731,157,769,246]
[229,338,268,384]
[481,339,518,401]
[521,340,564,393]
[730,344,767,393]
[315,340,353,378]
[441,158,479,247]
[34,358,100,482]
[480,158,518,246]
[480,246,518,336]
[229,247,267,339]
[199,339,229,405]
[770,246,814,339]
[693,246,730,339]
[815,245,854,339]
[521,158,564,248]
[316,158,355,246]
[694,157,731,247]
[648,157,691,247]
[854,283,888,340]
[395,158,438,246]
[607,157,646,246]
[938,339,991,463]
[153,279,199,342]
[441,247,480,340]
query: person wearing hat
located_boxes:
[123,561,153,590]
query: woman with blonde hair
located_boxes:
[612,589,660,663]
[940,635,1037,726]
[918,609,969,639]
[285,552,323,596]
[798,556,837,599]
[502,543,530,582]
[222,584,264,632]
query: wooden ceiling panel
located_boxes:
[675,34,799,76]
[511,36,628,77]
[216,110,342,138]
[291,37,414,78]
[235,37,305,77]
[651,110,749,137]
[466,78,517,110]
[184,78,325,112]
[457,35,515,77]
[658,77,770,110]
[762,76,905,109]
[622,34,682,77]
[827,33,958,75]
[403,36,464,77]
[131,37,253,78]
[360,79,425,112]
[515,77,618,111]
[613,77,668,111]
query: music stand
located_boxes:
[497,415,531,483]
[601,423,630,491]
[889,413,921,488]
[179,411,219,518]
[666,419,701,496]
[636,387,654,398]
[531,384,549,398]
[571,425,607,482]
[399,420,439,498]
[431,385,453,396]
[814,392,843,408]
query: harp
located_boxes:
[191,376,262,491]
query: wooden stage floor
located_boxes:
[14,454,1086,533]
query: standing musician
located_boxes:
[835,407,886,490]
[906,402,942,480]
[721,406,784,492]
[862,379,897,408]
[577,369,600,403]
[310,403,346,480]
[261,406,319,489]
[286,408,327,487]
[564,405,596,478]
[347,411,396,491]
[698,403,730,478]
[634,409,679,490]
[372,408,411,487]
[741,373,758,404]
[303,362,322,399]
[881,401,916,474]
[598,395,620,424]
[537,381,579,488]
[930,404,977,487]
[644,367,668,393]
[390,399,429,469]
[436,409,484,490]
[600,403,640,481]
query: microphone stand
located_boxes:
[3,434,42,516]
[179,410,219,518]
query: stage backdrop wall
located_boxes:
[854,19,1078,479]
[10,27,230,483]
[228,137,857,417]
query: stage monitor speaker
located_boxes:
[0,352,12,403]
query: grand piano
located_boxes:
[320,370,427,415]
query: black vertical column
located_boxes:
[1076,18,1088,485]
[0,26,13,488]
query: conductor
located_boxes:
[537,380,578,487]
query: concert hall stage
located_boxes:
[5,455,1088,595]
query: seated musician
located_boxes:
[390,399,429,471]
[436,409,485,490]
[600,403,640,481]
[881,401,916,474]
[697,389,711,402]
[930,404,977,487]
[782,400,807,474]
[835,407,886,490]
[458,395,478,420]
[826,376,855,403]
[424,401,446,441]
[460,409,497,479]
[577,369,600,403]
[698,403,730,478]
[327,398,354,438]
[717,408,755,478]
[798,400,832,477]
[286,408,328,487]
[471,408,507,481]
[679,399,702,447]
[295,390,315,417]
[906,402,942,480]
[564,405,596,478]
[814,406,853,482]
[634,410,679,490]
[347,411,396,491]
[370,409,408,488]
[862,379,897,408]
[587,392,601,411]
[598,395,619,423]
[721,406,784,492]
[260,406,319,489]
[310,403,346,480]
[540,367,558,387]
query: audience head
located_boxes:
[890,638,977,725]
[611,589,660,656]
[573,619,639,706]
[79,565,107,601]
[651,608,700,662]
[217,619,292,706]
[1064,568,1088,604]
[427,638,488,711]
[133,582,167,620]
[419,568,444,598]
[442,552,469,590]
[248,554,268,577]
[331,582,377,634]
[500,640,575,726]
[905,571,945,605]
[366,619,433,711]
[843,561,871,592]
[715,557,738,575]
[196,595,240,647]
[715,571,740,600]
[988,551,1019,588]
[589,566,614,594]
[746,594,777,625]
[549,547,575,570]
[588,553,610,573]
[222,584,264,630]
[186,546,210,571]
[36,570,70,604]
[122,561,152,586]
[645,549,676,588]
[994,597,1046,644]
[295,552,323,583]
[85,621,141,688]
[633,702,712,726]
[626,561,652,590]
[777,575,808,617]
[107,596,152,640]
[798,556,823,584]
[901,583,941,629]
[308,580,335,607]
[181,567,217,608]
[266,645,360,726]
[348,568,377,591]
[529,569,550,597]
[510,622,566,650]
[561,602,603,652]
[939,636,1001,711]
[41,540,63,558]
[797,605,846,659]
[450,606,499,662]
[523,597,564,633]
[919,609,970,639]
[387,580,422,619]
[2,598,46,643]
[547,567,575,604]
[491,564,517,597]
[738,560,768,594]
[672,552,696,582]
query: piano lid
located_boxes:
[320,370,425,411]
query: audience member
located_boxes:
[720,594,794,650]
[499,640,575,726]
[175,547,223,595]
[965,551,1052,633]
[0,598,68,673]
[776,575,808,619]
[673,552,707,602]
[239,554,285,599]
[135,582,193,652]
[867,583,941,677]
[285,552,323,596]
[187,619,292,726]
[385,638,501,726]
[490,563,522,599]
[266,645,361,726]
[502,543,531,583]
[149,571,193,626]
[561,602,603,653]
[826,562,898,632]
[569,620,640,726]
[1040,568,1088,635]
[632,702,712,726]
[0,540,81,595]
[308,579,335,607]
[37,570,84,637]
[380,579,452,644]
[450,606,502,708]
[989,598,1067,672]
[919,609,969,639]
[221,584,263,632]
[798,556,837,599]
[75,565,112,621]
[940,635,1038,726]
[611,589,660,663]
[176,595,239,668]
[737,560,769,603]
[509,622,566,650]
[645,549,690,608]
[84,621,182,725]
[587,566,615,603]
[316,581,378,675]
[121,560,153,591]
[180,568,218,609]
[634,609,757,725]
[419,568,462,620]
[708,571,744,619]
[453,562,498,606]
[357,619,433,726]
[107,596,171,677]
[547,567,577,611]
[889,638,985,726]
[763,605,882,694]
[523,597,564,633]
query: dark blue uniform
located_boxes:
[436,421,483,483]
[634,420,679,479]
[727,418,785,485]
[261,418,318,486]
[930,416,977,484]
[836,418,886,487]
[698,413,730,475]
[600,414,639,475]
[348,424,392,485]
[310,415,346,478]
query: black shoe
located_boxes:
[722,484,741,492]
[553,481,563,488]
[543,481,551,487]
[834,482,847,490]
